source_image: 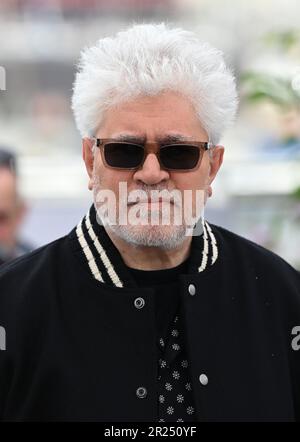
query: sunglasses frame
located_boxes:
[92,138,214,172]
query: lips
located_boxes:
[128,198,174,205]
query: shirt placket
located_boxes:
[157,312,197,422]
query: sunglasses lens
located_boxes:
[104,143,144,169]
[160,145,200,170]
[102,142,202,170]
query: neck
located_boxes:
[104,227,193,271]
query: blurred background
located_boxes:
[0,0,299,268]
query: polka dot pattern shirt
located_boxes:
[157,312,196,422]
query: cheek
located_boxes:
[171,171,209,212]
[171,170,208,191]
[0,222,14,239]
[97,169,133,192]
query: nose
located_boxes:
[133,152,170,185]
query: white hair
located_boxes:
[72,23,238,145]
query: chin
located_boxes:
[108,223,188,250]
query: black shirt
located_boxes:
[126,258,189,343]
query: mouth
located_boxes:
[127,198,174,206]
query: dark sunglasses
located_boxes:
[93,138,214,171]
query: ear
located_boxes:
[208,145,224,185]
[82,138,94,191]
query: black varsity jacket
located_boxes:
[0,205,299,421]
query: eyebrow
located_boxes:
[110,133,193,144]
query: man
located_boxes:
[0,148,32,265]
[0,23,299,422]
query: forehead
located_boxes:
[98,91,207,139]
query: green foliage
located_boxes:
[241,71,300,110]
[241,29,300,111]
[290,186,300,200]
[263,30,300,51]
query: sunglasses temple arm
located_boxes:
[207,141,216,160]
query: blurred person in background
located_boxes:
[0,148,32,265]
[0,23,299,422]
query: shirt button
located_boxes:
[188,284,196,296]
[134,297,145,309]
[199,373,208,385]
[136,386,147,399]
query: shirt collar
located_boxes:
[69,203,219,289]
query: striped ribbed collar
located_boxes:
[69,204,219,289]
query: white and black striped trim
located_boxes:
[76,211,124,288]
[205,221,218,265]
[85,212,123,287]
[76,210,218,286]
[76,220,104,283]
[198,217,209,273]
[197,219,218,272]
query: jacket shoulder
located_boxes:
[210,223,300,288]
[0,236,66,276]
[0,235,69,305]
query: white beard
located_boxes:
[93,178,204,250]
[105,217,188,250]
